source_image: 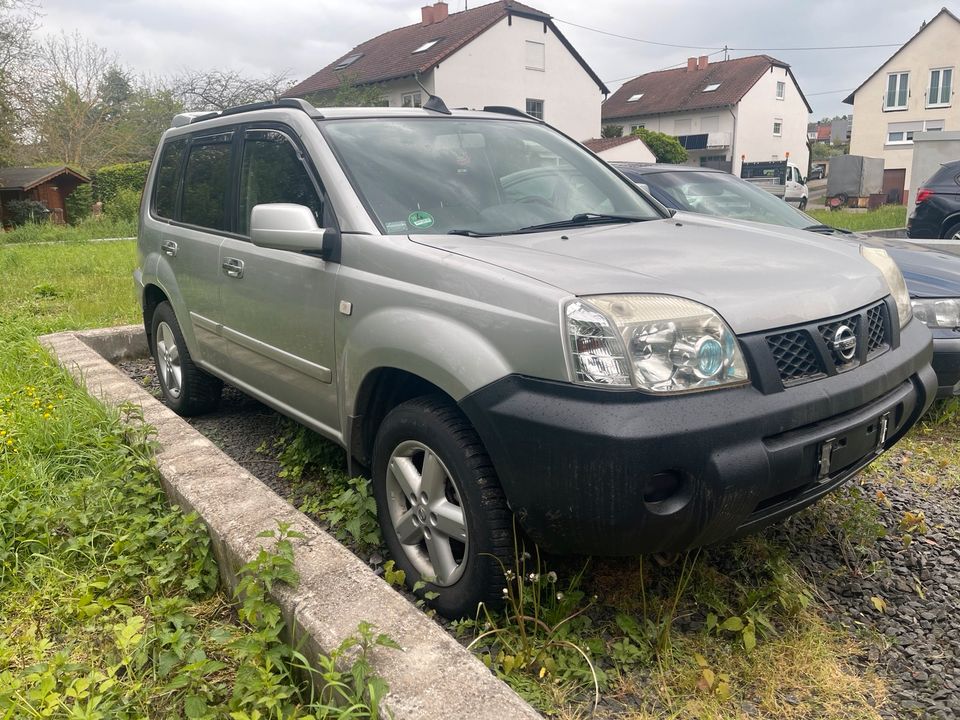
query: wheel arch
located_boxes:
[939,212,960,238]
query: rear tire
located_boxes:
[151,301,222,416]
[943,221,960,240]
[372,396,513,618]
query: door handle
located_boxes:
[161,240,178,257]
[221,257,244,278]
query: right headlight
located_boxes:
[565,294,749,393]
[911,298,960,329]
[860,246,911,328]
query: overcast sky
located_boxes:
[35,0,950,119]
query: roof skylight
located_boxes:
[702,83,721,92]
[412,39,439,53]
[627,93,644,101]
[334,53,363,69]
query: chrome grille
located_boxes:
[818,314,861,368]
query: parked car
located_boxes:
[740,159,809,209]
[908,159,960,240]
[136,100,935,617]
[614,162,960,397]
[808,165,825,181]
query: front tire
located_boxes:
[372,396,513,618]
[798,197,808,211]
[151,301,222,416]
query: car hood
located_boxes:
[411,213,889,334]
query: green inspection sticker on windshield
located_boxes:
[407,210,434,229]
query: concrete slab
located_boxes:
[39,325,540,720]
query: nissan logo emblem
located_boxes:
[831,325,857,362]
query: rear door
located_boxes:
[161,131,235,372]
[217,126,341,437]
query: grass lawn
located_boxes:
[806,206,907,232]
[0,240,389,718]
[0,217,137,245]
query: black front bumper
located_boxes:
[460,319,936,556]
[932,335,960,397]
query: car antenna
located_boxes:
[415,76,451,115]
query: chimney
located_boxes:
[697,55,708,70]
[432,1,448,22]
[421,4,434,25]
[686,57,697,72]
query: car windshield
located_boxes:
[320,117,660,235]
[638,170,814,230]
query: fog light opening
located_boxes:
[643,470,683,504]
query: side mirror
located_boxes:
[250,203,327,254]
[800,177,807,185]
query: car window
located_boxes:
[321,118,658,235]
[152,138,186,220]
[181,133,233,231]
[238,129,325,236]
[642,170,813,229]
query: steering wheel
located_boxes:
[516,195,555,209]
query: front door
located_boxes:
[218,127,341,437]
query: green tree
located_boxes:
[632,127,687,164]
[0,0,37,165]
[307,74,387,108]
[601,124,623,139]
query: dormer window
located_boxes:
[628,93,644,102]
[702,83,721,92]
[412,39,440,53]
[334,53,363,69]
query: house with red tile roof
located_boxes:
[601,55,812,176]
[284,1,608,141]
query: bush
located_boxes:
[94,160,150,205]
[3,199,50,227]
[64,183,94,224]
[632,128,688,164]
[104,187,142,223]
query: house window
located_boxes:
[701,115,720,132]
[412,39,439,53]
[630,124,645,132]
[627,93,644,102]
[886,119,942,144]
[334,53,363,70]
[885,72,909,110]
[673,118,691,134]
[525,41,544,70]
[702,83,721,92]
[773,119,783,136]
[776,81,785,100]
[525,98,544,120]
[928,68,953,106]
[402,92,422,108]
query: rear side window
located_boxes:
[237,129,324,236]
[181,133,233,231]
[152,139,185,219]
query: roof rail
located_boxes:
[187,97,325,125]
[482,106,541,122]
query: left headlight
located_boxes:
[861,246,911,328]
[565,294,749,393]
[911,298,960,329]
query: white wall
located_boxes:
[849,11,960,192]
[596,138,656,163]
[432,15,603,141]
[736,65,810,176]
[374,76,436,108]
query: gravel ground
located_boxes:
[119,357,960,719]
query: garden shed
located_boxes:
[0,166,90,225]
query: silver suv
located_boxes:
[136,98,936,617]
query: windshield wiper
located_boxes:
[803,223,841,234]
[513,213,651,234]
[447,228,490,237]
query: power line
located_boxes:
[602,49,726,84]
[805,88,855,96]
[555,17,904,52]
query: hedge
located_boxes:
[93,161,151,205]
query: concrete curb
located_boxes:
[39,325,541,720]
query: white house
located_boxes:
[601,55,812,176]
[581,135,656,163]
[284,1,608,141]
[844,8,960,204]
